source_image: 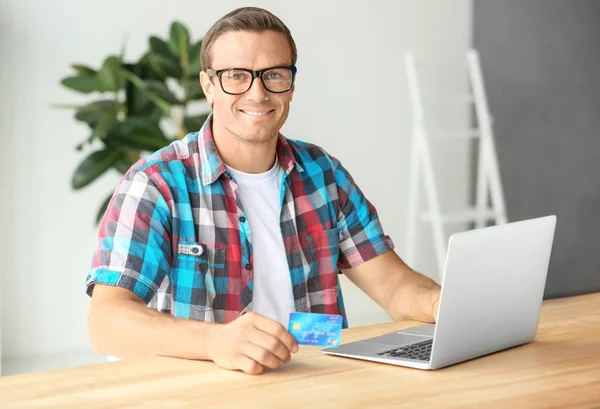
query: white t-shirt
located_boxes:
[226,158,295,327]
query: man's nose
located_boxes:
[246,76,269,101]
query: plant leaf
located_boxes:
[188,40,202,75]
[61,76,101,94]
[71,64,97,76]
[137,53,164,81]
[113,152,134,174]
[123,63,151,115]
[97,56,122,92]
[183,114,209,133]
[106,118,169,151]
[145,80,180,104]
[49,103,89,110]
[74,100,117,127]
[95,194,113,224]
[147,52,181,79]
[72,149,121,189]
[179,38,189,76]
[149,36,176,60]
[188,40,202,62]
[135,54,163,81]
[129,104,163,125]
[121,69,171,116]
[92,114,118,140]
[124,76,170,115]
[78,100,117,113]
[181,79,205,100]
[74,110,103,127]
[169,21,190,57]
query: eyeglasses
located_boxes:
[206,65,297,95]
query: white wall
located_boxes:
[0,0,473,374]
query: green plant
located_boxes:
[58,21,208,223]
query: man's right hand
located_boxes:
[206,312,299,375]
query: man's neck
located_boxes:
[212,126,278,174]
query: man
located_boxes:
[87,7,440,375]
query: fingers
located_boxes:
[241,341,282,370]
[248,313,299,353]
[236,354,264,375]
[248,330,292,363]
[225,312,300,375]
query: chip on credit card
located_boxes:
[288,312,343,348]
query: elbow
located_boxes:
[87,304,113,356]
[388,310,410,322]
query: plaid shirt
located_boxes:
[86,116,394,327]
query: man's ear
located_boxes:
[200,71,214,105]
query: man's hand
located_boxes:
[206,312,299,375]
[88,286,298,369]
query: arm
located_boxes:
[343,251,440,323]
[87,170,297,374]
[328,156,440,323]
[88,284,298,374]
[88,284,215,360]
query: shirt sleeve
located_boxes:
[333,158,395,270]
[85,169,172,303]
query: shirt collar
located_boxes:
[198,114,303,186]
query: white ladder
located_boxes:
[404,49,508,276]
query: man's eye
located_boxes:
[227,72,249,81]
[265,72,281,80]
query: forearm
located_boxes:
[385,268,440,323]
[88,297,218,360]
[343,251,441,323]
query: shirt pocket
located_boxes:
[305,228,341,304]
[170,241,227,321]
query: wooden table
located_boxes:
[1,293,599,409]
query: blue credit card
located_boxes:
[288,312,343,348]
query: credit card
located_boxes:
[288,312,342,348]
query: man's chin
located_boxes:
[238,131,278,144]
[233,123,279,143]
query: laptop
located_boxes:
[321,215,557,370]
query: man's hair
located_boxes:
[200,7,297,70]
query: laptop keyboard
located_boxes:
[377,339,433,361]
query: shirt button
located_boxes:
[245,263,252,270]
[239,216,246,223]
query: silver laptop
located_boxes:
[322,215,557,370]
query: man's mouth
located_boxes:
[240,109,274,117]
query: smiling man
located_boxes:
[86,7,441,375]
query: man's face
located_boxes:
[200,30,295,144]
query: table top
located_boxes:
[1,293,599,409]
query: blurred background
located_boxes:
[0,0,598,376]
